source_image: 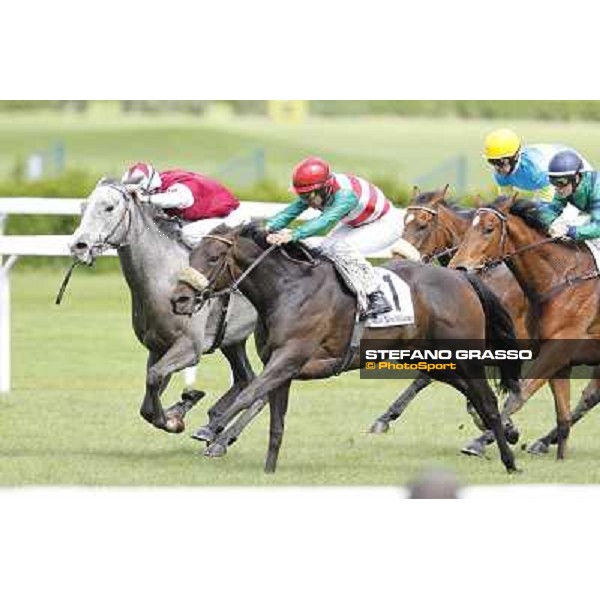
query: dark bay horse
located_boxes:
[383,187,600,456]
[170,223,522,473]
[450,195,600,459]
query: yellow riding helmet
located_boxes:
[483,129,521,160]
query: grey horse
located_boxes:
[69,179,257,435]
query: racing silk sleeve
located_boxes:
[536,193,567,227]
[266,198,308,232]
[569,177,600,240]
[150,183,194,209]
[291,190,358,241]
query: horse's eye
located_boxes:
[106,205,115,213]
[418,222,429,231]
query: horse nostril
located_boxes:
[74,242,88,251]
[454,266,467,272]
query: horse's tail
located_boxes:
[463,272,522,395]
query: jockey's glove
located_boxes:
[549,221,569,239]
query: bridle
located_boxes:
[468,206,599,305]
[58,184,134,304]
[85,184,134,257]
[471,206,557,272]
[405,205,460,264]
[185,233,279,312]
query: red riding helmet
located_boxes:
[292,157,333,195]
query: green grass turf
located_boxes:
[3,109,600,190]
[1,268,599,486]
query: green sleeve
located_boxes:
[536,192,567,227]
[571,177,600,240]
[291,191,359,241]
[266,198,309,232]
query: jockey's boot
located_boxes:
[365,290,393,319]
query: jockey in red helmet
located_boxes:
[122,163,244,247]
[266,157,404,318]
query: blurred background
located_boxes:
[5,99,600,241]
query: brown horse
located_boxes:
[170,223,522,473]
[386,187,600,456]
[450,195,600,460]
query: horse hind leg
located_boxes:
[465,377,518,473]
[265,382,291,473]
[369,373,432,434]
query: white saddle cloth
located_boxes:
[366,268,415,328]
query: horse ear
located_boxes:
[474,194,484,209]
[431,184,450,206]
[412,185,421,200]
[506,191,519,209]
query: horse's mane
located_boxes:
[96,180,189,248]
[500,197,549,235]
[239,219,323,264]
[240,219,270,249]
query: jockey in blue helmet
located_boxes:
[536,150,600,240]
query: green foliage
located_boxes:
[309,100,600,121]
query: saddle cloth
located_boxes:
[366,268,415,328]
[585,239,600,271]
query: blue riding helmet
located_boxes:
[548,150,584,177]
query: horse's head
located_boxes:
[400,185,451,260]
[450,194,528,272]
[170,221,268,316]
[69,178,137,265]
[170,224,240,315]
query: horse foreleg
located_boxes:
[191,340,256,444]
[204,347,307,460]
[369,373,432,434]
[142,337,199,433]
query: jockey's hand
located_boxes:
[549,221,569,238]
[134,189,151,203]
[266,230,293,245]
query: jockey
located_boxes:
[265,156,405,318]
[122,163,245,247]
[483,128,593,206]
[536,150,600,241]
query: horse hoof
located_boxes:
[369,420,389,434]
[191,426,216,444]
[165,415,185,434]
[527,440,549,455]
[461,441,486,458]
[204,443,227,458]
